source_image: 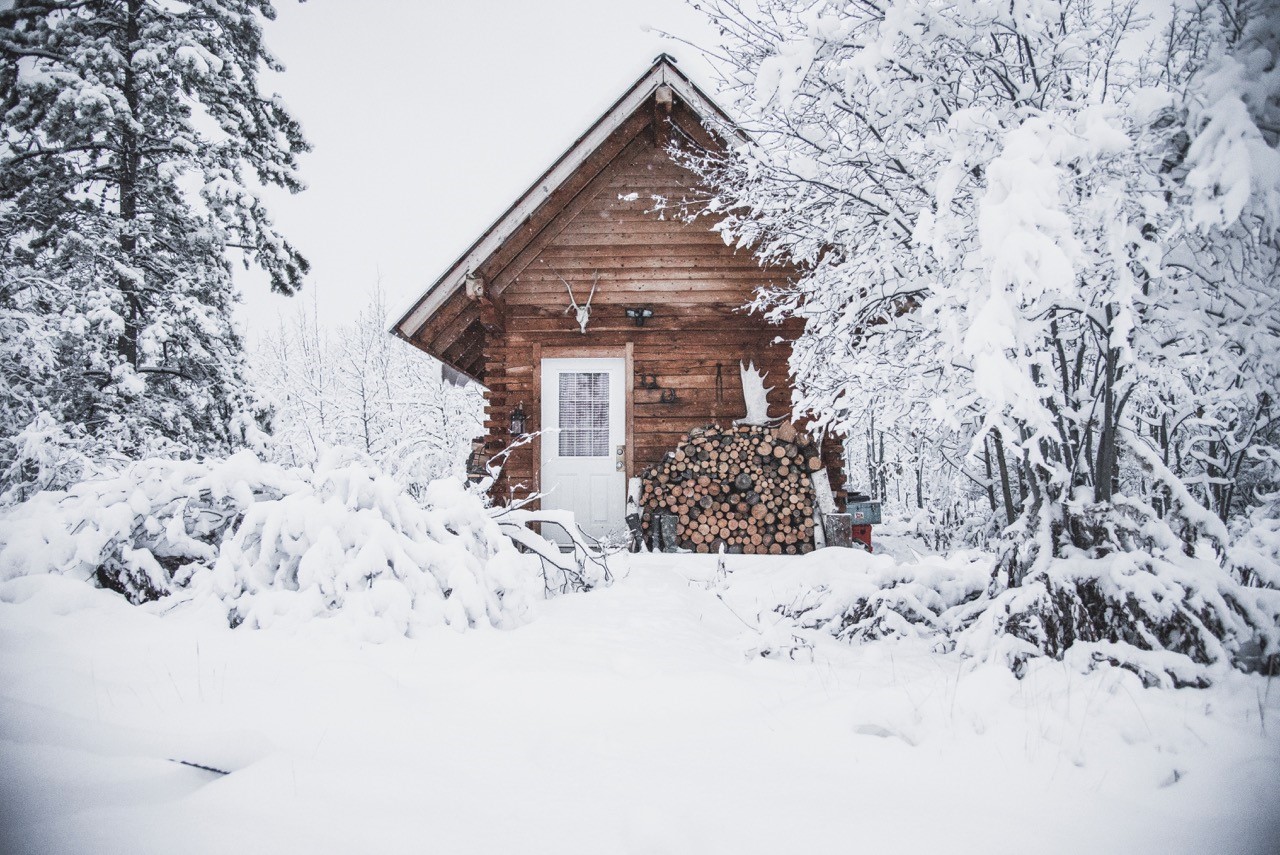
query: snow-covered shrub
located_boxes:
[781,553,990,643]
[493,506,614,595]
[715,539,1278,687]
[207,453,542,637]
[958,553,1280,688]
[0,451,298,603]
[944,493,1280,686]
[717,549,991,647]
[1229,490,1280,591]
[0,450,547,639]
[0,413,92,505]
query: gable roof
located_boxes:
[390,54,739,378]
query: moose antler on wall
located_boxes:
[733,360,778,426]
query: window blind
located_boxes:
[558,372,609,457]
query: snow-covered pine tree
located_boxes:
[683,0,1280,678]
[0,0,308,501]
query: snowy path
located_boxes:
[1,555,1278,854]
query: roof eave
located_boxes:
[390,55,740,345]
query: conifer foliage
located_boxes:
[0,0,308,500]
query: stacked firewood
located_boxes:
[640,423,821,554]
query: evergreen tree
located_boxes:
[0,0,308,500]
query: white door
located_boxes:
[540,357,626,543]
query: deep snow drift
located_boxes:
[1,550,1277,855]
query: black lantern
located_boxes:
[509,402,527,437]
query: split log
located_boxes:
[640,423,824,554]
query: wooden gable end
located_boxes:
[403,84,671,383]
[477,100,843,504]
[495,102,797,328]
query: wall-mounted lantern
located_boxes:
[509,402,527,437]
[625,307,654,327]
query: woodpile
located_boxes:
[640,423,822,554]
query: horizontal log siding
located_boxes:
[481,119,845,505]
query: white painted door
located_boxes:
[540,358,626,543]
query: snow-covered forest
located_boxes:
[678,0,1280,679]
[254,287,483,493]
[1,0,1278,852]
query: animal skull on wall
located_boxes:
[549,267,599,334]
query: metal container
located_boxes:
[846,500,882,526]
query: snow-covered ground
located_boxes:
[2,552,1277,855]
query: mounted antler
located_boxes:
[733,360,778,426]
[548,265,598,334]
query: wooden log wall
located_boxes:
[418,102,846,510]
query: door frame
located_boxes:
[532,343,633,498]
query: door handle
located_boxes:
[616,444,625,471]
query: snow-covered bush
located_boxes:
[1231,499,1280,590]
[713,549,991,653]
[0,414,93,505]
[0,451,547,639]
[958,553,1280,688]
[714,543,1279,687]
[0,451,298,603]
[767,551,990,644]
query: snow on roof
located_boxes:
[389,53,738,344]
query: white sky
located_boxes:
[236,0,722,344]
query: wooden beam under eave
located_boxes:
[460,332,488,380]
[479,294,506,336]
[441,319,486,374]
[465,273,507,336]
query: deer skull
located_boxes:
[554,269,598,335]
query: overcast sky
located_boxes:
[236,0,722,344]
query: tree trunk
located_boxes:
[915,442,924,510]
[1094,307,1121,504]
[982,436,998,513]
[118,0,142,367]
[993,429,1016,526]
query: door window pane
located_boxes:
[558,372,609,456]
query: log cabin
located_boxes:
[392,55,847,553]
